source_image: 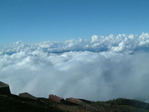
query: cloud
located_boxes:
[0,33,149,102]
[1,32,149,54]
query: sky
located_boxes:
[0,0,149,45]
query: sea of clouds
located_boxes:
[0,33,149,101]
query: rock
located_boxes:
[19,92,37,100]
[66,97,83,104]
[0,81,11,95]
[49,94,63,102]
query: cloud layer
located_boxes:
[0,33,149,101]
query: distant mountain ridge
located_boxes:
[0,81,149,112]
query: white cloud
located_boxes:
[0,33,149,102]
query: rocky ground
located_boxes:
[1,81,149,112]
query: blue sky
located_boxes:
[0,0,149,45]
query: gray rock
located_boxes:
[19,92,37,100]
[0,81,11,95]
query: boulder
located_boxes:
[19,92,37,100]
[49,94,63,102]
[0,81,11,95]
[66,97,83,104]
